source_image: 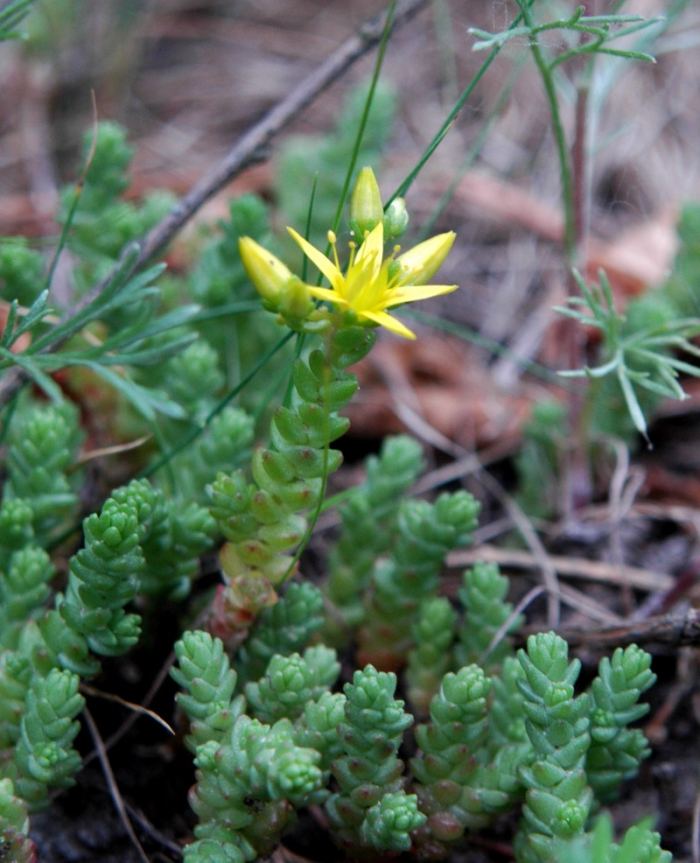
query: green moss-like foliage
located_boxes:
[12,668,84,810]
[4,399,83,544]
[359,491,480,667]
[516,633,593,863]
[456,561,522,671]
[406,597,457,714]
[207,326,374,637]
[326,434,424,636]
[326,665,414,852]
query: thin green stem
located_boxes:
[325,0,396,249]
[283,178,318,407]
[301,176,318,283]
[0,388,20,444]
[404,309,567,386]
[282,334,333,581]
[386,0,534,207]
[517,0,575,262]
[45,114,101,296]
[284,332,306,408]
[417,56,525,241]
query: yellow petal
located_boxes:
[353,221,384,282]
[308,286,350,307]
[360,309,416,339]
[383,283,458,308]
[396,231,455,286]
[287,227,341,288]
[239,237,293,303]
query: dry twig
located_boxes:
[555,606,700,648]
[450,544,674,592]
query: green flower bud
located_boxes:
[350,166,383,237]
[383,197,409,240]
[238,237,294,306]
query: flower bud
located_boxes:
[350,166,383,237]
[278,276,313,320]
[238,237,293,306]
[383,197,409,240]
[395,231,455,285]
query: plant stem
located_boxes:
[517,0,576,263]
[568,1,600,509]
[571,82,590,265]
[328,0,397,240]
[386,0,535,207]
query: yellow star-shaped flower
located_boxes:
[287,222,457,340]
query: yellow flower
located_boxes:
[287,222,457,340]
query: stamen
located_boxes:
[327,230,341,272]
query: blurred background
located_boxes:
[1,0,700,451]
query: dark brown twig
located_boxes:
[552,606,700,649]
[0,0,429,409]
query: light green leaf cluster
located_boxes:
[161,340,225,422]
[359,490,480,665]
[360,791,426,852]
[0,500,34,569]
[556,813,672,863]
[171,630,243,753]
[186,714,323,863]
[12,669,84,809]
[207,326,374,633]
[0,546,53,650]
[587,645,656,802]
[456,561,523,671]
[62,121,174,279]
[0,471,222,814]
[294,690,347,771]
[171,633,327,862]
[412,665,492,836]
[0,237,44,307]
[326,665,414,851]
[58,479,159,660]
[234,581,325,685]
[516,633,593,862]
[138,497,217,600]
[245,645,340,723]
[325,434,424,636]
[406,597,457,714]
[3,398,83,544]
[411,658,531,855]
